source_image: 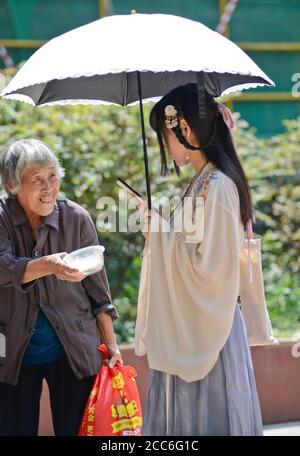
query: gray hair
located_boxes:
[0,139,65,195]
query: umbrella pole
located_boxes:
[136,71,152,210]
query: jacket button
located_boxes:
[34,250,39,258]
[29,328,35,335]
[39,301,45,308]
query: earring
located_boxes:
[185,154,190,161]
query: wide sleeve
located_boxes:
[0,219,36,293]
[135,173,245,382]
[80,214,118,321]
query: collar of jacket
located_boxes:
[7,194,59,230]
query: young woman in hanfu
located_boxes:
[133,84,264,436]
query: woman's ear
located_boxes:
[178,118,200,148]
[7,182,15,195]
[179,118,191,141]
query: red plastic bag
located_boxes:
[78,344,143,436]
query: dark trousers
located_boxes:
[0,357,95,436]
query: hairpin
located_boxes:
[164,105,178,129]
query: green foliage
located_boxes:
[234,114,300,339]
[0,69,299,341]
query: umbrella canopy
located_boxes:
[1,13,274,106]
[1,13,275,209]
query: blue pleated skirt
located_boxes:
[142,305,263,436]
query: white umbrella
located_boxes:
[1,13,275,207]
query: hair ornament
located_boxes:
[217,103,236,129]
[164,104,178,129]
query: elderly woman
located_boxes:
[0,138,122,436]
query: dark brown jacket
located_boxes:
[0,195,118,385]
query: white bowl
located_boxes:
[64,245,105,276]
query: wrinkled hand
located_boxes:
[105,343,123,368]
[46,252,86,282]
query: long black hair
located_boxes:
[149,84,254,229]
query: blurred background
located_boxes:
[0,0,299,343]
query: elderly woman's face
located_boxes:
[16,165,60,217]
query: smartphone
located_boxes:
[117,178,144,204]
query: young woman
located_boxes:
[133,84,263,436]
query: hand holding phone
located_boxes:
[117,178,151,240]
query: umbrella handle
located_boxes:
[137,71,152,211]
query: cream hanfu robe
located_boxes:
[135,161,263,436]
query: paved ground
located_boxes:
[263,421,300,436]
